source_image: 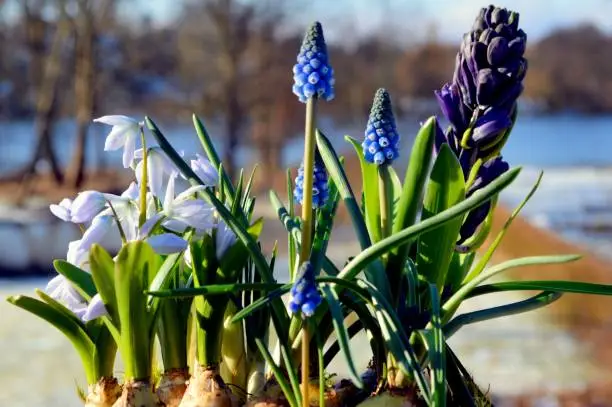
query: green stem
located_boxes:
[378,164,392,239]
[195,297,229,367]
[299,97,318,267]
[138,127,148,228]
[158,299,188,370]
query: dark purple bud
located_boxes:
[468,156,510,195]
[476,68,506,106]
[487,36,509,66]
[471,108,512,146]
[508,11,520,31]
[495,23,511,38]
[458,148,478,178]
[483,5,495,26]
[479,28,498,45]
[491,7,508,25]
[457,201,492,244]
[435,83,467,131]
[508,37,526,59]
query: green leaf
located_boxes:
[389,116,436,266]
[242,165,257,212]
[462,171,543,283]
[53,260,96,300]
[147,116,290,338]
[320,284,364,388]
[445,345,477,407]
[417,144,466,289]
[347,136,381,243]
[6,295,96,384]
[444,291,561,338]
[424,284,445,407]
[316,129,391,299]
[255,338,298,407]
[192,114,235,199]
[148,282,285,298]
[445,251,476,294]
[114,241,161,379]
[147,252,182,308]
[442,254,581,320]
[469,280,612,297]
[338,167,521,281]
[89,245,118,323]
[359,279,431,404]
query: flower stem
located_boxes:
[301,322,310,407]
[138,126,148,228]
[378,164,392,239]
[299,97,318,267]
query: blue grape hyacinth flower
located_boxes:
[294,156,329,209]
[288,262,322,318]
[292,22,335,103]
[362,89,400,166]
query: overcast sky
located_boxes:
[129,0,612,44]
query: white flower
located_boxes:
[45,240,90,319]
[215,220,237,260]
[135,147,176,198]
[160,172,214,233]
[94,115,141,168]
[70,191,108,223]
[121,181,140,200]
[190,154,219,187]
[79,215,114,250]
[49,198,73,222]
[82,293,108,322]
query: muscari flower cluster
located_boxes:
[288,262,322,318]
[294,155,329,209]
[435,5,524,245]
[46,115,235,322]
[362,88,400,166]
[292,21,335,103]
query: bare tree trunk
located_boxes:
[23,1,71,186]
[67,1,97,188]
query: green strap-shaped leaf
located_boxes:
[462,171,543,283]
[444,291,561,338]
[255,338,298,407]
[337,167,521,282]
[316,129,391,299]
[53,260,96,300]
[442,254,581,321]
[147,252,182,309]
[346,136,381,243]
[147,116,290,336]
[388,116,436,271]
[417,144,466,289]
[89,245,118,323]
[192,114,235,200]
[427,284,446,407]
[321,284,364,388]
[6,295,96,384]
[114,241,161,379]
[468,280,612,297]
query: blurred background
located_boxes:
[1,0,612,405]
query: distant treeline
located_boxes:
[0,1,610,190]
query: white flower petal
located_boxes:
[122,131,137,168]
[103,125,130,151]
[80,215,114,250]
[175,185,207,202]
[172,200,215,230]
[161,218,189,233]
[146,233,187,254]
[121,182,139,200]
[71,191,106,223]
[49,198,73,221]
[215,221,237,260]
[164,172,178,211]
[183,245,193,268]
[82,294,108,322]
[140,212,164,238]
[67,240,89,269]
[148,154,165,198]
[190,154,219,187]
[94,115,139,127]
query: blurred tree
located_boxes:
[21,0,70,186]
[66,0,116,188]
